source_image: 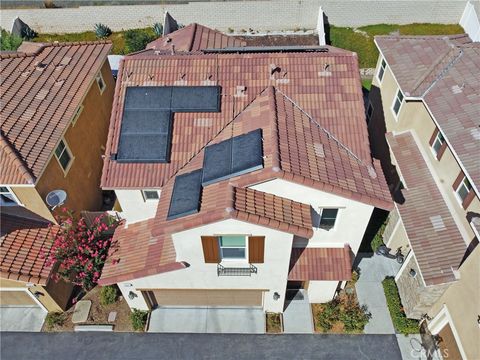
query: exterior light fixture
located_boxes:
[409,269,417,278]
[128,291,137,300]
[273,292,280,301]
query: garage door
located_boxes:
[0,291,37,306]
[148,289,263,307]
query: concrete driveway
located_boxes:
[148,307,265,333]
[0,306,46,332]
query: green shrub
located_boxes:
[371,221,386,252]
[100,285,117,305]
[124,29,155,53]
[45,312,67,330]
[152,23,163,37]
[0,28,23,51]
[382,277,420,335]
[339,294,371,332]
[317,299,340,332]
[130,309,148,331]
[94,23,112,39]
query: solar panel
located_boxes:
[116,86,221,163]
[167,169,203,220]
[202,129,263,186]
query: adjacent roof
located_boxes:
[146,23,246,52]
[376,35,480,192]
[288,245,352,281]
[386,131,467,285]
[0,41,112,185]
[0,210,58,285]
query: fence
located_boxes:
[0,0,472,34]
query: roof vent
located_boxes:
[451,84,464,94]
[430,215,446,231]
[318,64,332,77]
[470,127,480,140]
[313,143,325,158]
[46,190,67,210]
[367,166,377,179]
[35,88,49,100]
[194,118,213,127]
[270,64,281,79]
[35,62,48,71]
[235,85,247,97]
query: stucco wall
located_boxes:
[115,189,160,224]
[307,280,339,303]
[0,1,469,34]
[9,186,54,222]
[120,219,294,312]
[251,178,374,254]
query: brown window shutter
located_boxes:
[436,142,447,160]
[452,171,464,190]
[248,236,265,263]
[429,128,439,146]
[201,236,219,263]
[462,190,475,210]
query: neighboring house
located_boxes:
[0,41,113,312]
[99,24,392,314]
[368,34,479,360]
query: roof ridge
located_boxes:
[375,34,469,41]
[0,133,35,184]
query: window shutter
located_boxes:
[201,236,219,263]
[462,190,475,210]
[248,236,265,263]
[436,142,447,160]
[452,171,464,190]
[429,128,439,146]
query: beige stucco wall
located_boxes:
[428,246,480,360]
[9,186,54,222]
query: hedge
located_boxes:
[382,277,419,335]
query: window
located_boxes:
[377,58,386,82]
[431,131,445,156]
[391,89,404,118]
[0,186,20,206]
[54,139,73,172]
[455,177,472,204]
[71,104,84,126]
[96,73,106,94]
[314,208,339,230]
[366,102,374,123]
[219,235,246,260]
[142,190,159,201]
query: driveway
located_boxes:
[148,307,265,333]
[283,290,314,333]
[0,333,402,360]
[0,306,46,332]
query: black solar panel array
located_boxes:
[116,86,221,163]
[202,129,263,186]
[167,169,204,220]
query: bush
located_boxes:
[371,221,386,252]
[339,294,371,332]
[152,23,163,37]
[124,29,155,53]
[100,285,117,305]
[382,277,420,335]
[45,312,67,330]
[317,299,340,332]
[130,309,148,331]
[0,28,23,51]
[94,23,112,39]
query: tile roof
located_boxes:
[145,23,246,52]
[102,46,377,190]
[288,245,352,281]
[0,41,112,185]
[386,131,467,285]
[0,211,58,285]
[100,86,391,284]
[376,35,480,192]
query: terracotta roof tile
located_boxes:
[0,211,58,285]
[0,41,112,185]
[289,245,352,281]
[386,131,467,285]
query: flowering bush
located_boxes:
[45,209,118,290]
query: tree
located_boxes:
[44,209,118,290]
[0,28,23,51]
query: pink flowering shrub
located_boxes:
[45,208,118,290]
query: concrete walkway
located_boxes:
[0,306,46,332]
[354,253,402,334]
[148,307,265,333]
[283,290,314,333]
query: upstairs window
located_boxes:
[71,104,84,126]
[455,176,472,204]
[0,186,20,206]
[377,58,387,82]
[54,139,73,173]
[314,208,339,230]
[142,190,159,201]
[391,89,404,119]
[96,73,106,94]
[219,235,246,260]
[431,131,446,158]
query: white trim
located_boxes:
[71,104,84,127]
[384,216,401,248]
[453,176,471,206]
[316,207,340,231]
[430,130,445,158]
[54,138,75,176]
[429,305,467,360]
[217,234,249,262]
[0,186,24,206]
[141,189,160,202]
[0,287,48,312]
[376,57,387,84]
[395,248,414,282]
[390,88,404,121]
[96,72,106,95]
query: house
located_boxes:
[98,25,392,314]
[0,41,113,313]
[368,34,479,359]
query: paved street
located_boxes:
[1,333,402,360]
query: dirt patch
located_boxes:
[234,34,319,47]
[43,286,133,332]
[266,312,283,333]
